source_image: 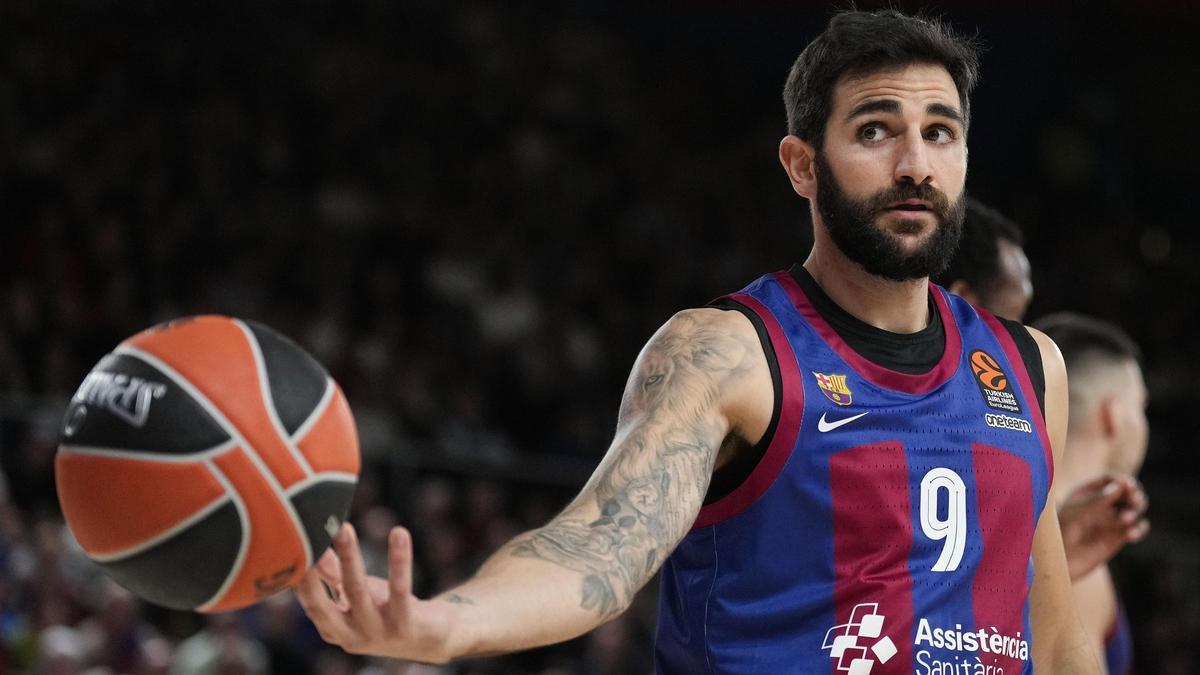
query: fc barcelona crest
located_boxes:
[813,372,853,406]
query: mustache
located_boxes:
[868,182,953,217]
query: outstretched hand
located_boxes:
[293,523,457,663]
[1057,474,1149,581]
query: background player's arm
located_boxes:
[1027,327,1102,674]
[1070,566,1117,674]
[295,308,765,662]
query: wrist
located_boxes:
[431,592,478,662]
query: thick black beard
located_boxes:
[814,154,966,282]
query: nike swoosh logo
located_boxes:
[817,411,870,432]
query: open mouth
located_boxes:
[887,200,932,212]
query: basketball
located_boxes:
[54,316,360,612]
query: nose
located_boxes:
[893,132,934,186]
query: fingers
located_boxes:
[1126,518,1150,542]
[1086,474,1146,519]
[317,548,343,582]
[335,523,385,636]
[314,549,349,610]
[297,522,418,653]
[1122,478,1149,514]
[1062,475,1121,509]
[1077,473,1117,495]
[1109,475,1148,527]
[1099,475,1134,504]
[294,567,351,645]
[385,527,414,627]
[1098,474,1151,545]
[1119,507,1141,525]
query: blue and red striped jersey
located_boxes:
[655,269,1053,674]
[1105,600,1134,675]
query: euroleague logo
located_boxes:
[970,351,1007,391]
[968,350,1022,414]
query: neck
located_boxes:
[1056,432,1113,501]
[804,236,931,334]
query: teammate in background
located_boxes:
[931,196,1147,590]
[1033,314,1149,675]
[936,200,1149,585]
[295,11,1100,672]
[934,197,1032,321]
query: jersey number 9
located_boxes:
[920,467,967,572]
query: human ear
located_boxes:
[1098,395,1122,441]
[779,135,818,199]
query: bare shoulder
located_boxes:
[657,307,759,345]
[1025,325,1067,387]
[1023,324,1060,358]
[669,306,764,368]
[1023,325,1070,469]
[634,308,762,387]
[643,307,771,444]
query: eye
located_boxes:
[925,125,956,144]
[858,123,888,143]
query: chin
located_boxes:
[884,229,935,254]
[880,214,936,235]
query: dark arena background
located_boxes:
[1,1,1197,673]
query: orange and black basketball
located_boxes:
[54,316,360,612]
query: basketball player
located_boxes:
[1032,314,1147,675]
[935,198,1032,322]
[295,11,1100,672]
[935,200,1149,584]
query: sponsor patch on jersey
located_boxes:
[813,372,853,406]
[984,413,1032,434]
[820,601,1032,674]
[969,350,1022,413]
[821,602,896,673]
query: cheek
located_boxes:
[829,144,896,187]
[1120,408,1150,467]
[1134,412,1150,451]
[935,147,968,191]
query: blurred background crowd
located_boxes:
[1,1,1197,673]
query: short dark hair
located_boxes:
[783,10,982,147]
[934,198,1023,293]
[1033,312,1142,373]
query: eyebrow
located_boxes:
[927,102,965,125]
[846,99,900,121]
[845,99,965,126]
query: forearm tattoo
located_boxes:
[508,312,756,618]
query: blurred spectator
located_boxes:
[170,614,267,675]
[77,580,162,674]
[254,594,311,675]
[37,625,82,675]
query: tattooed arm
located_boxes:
[501,306,767,620]
[293,308,770,662]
